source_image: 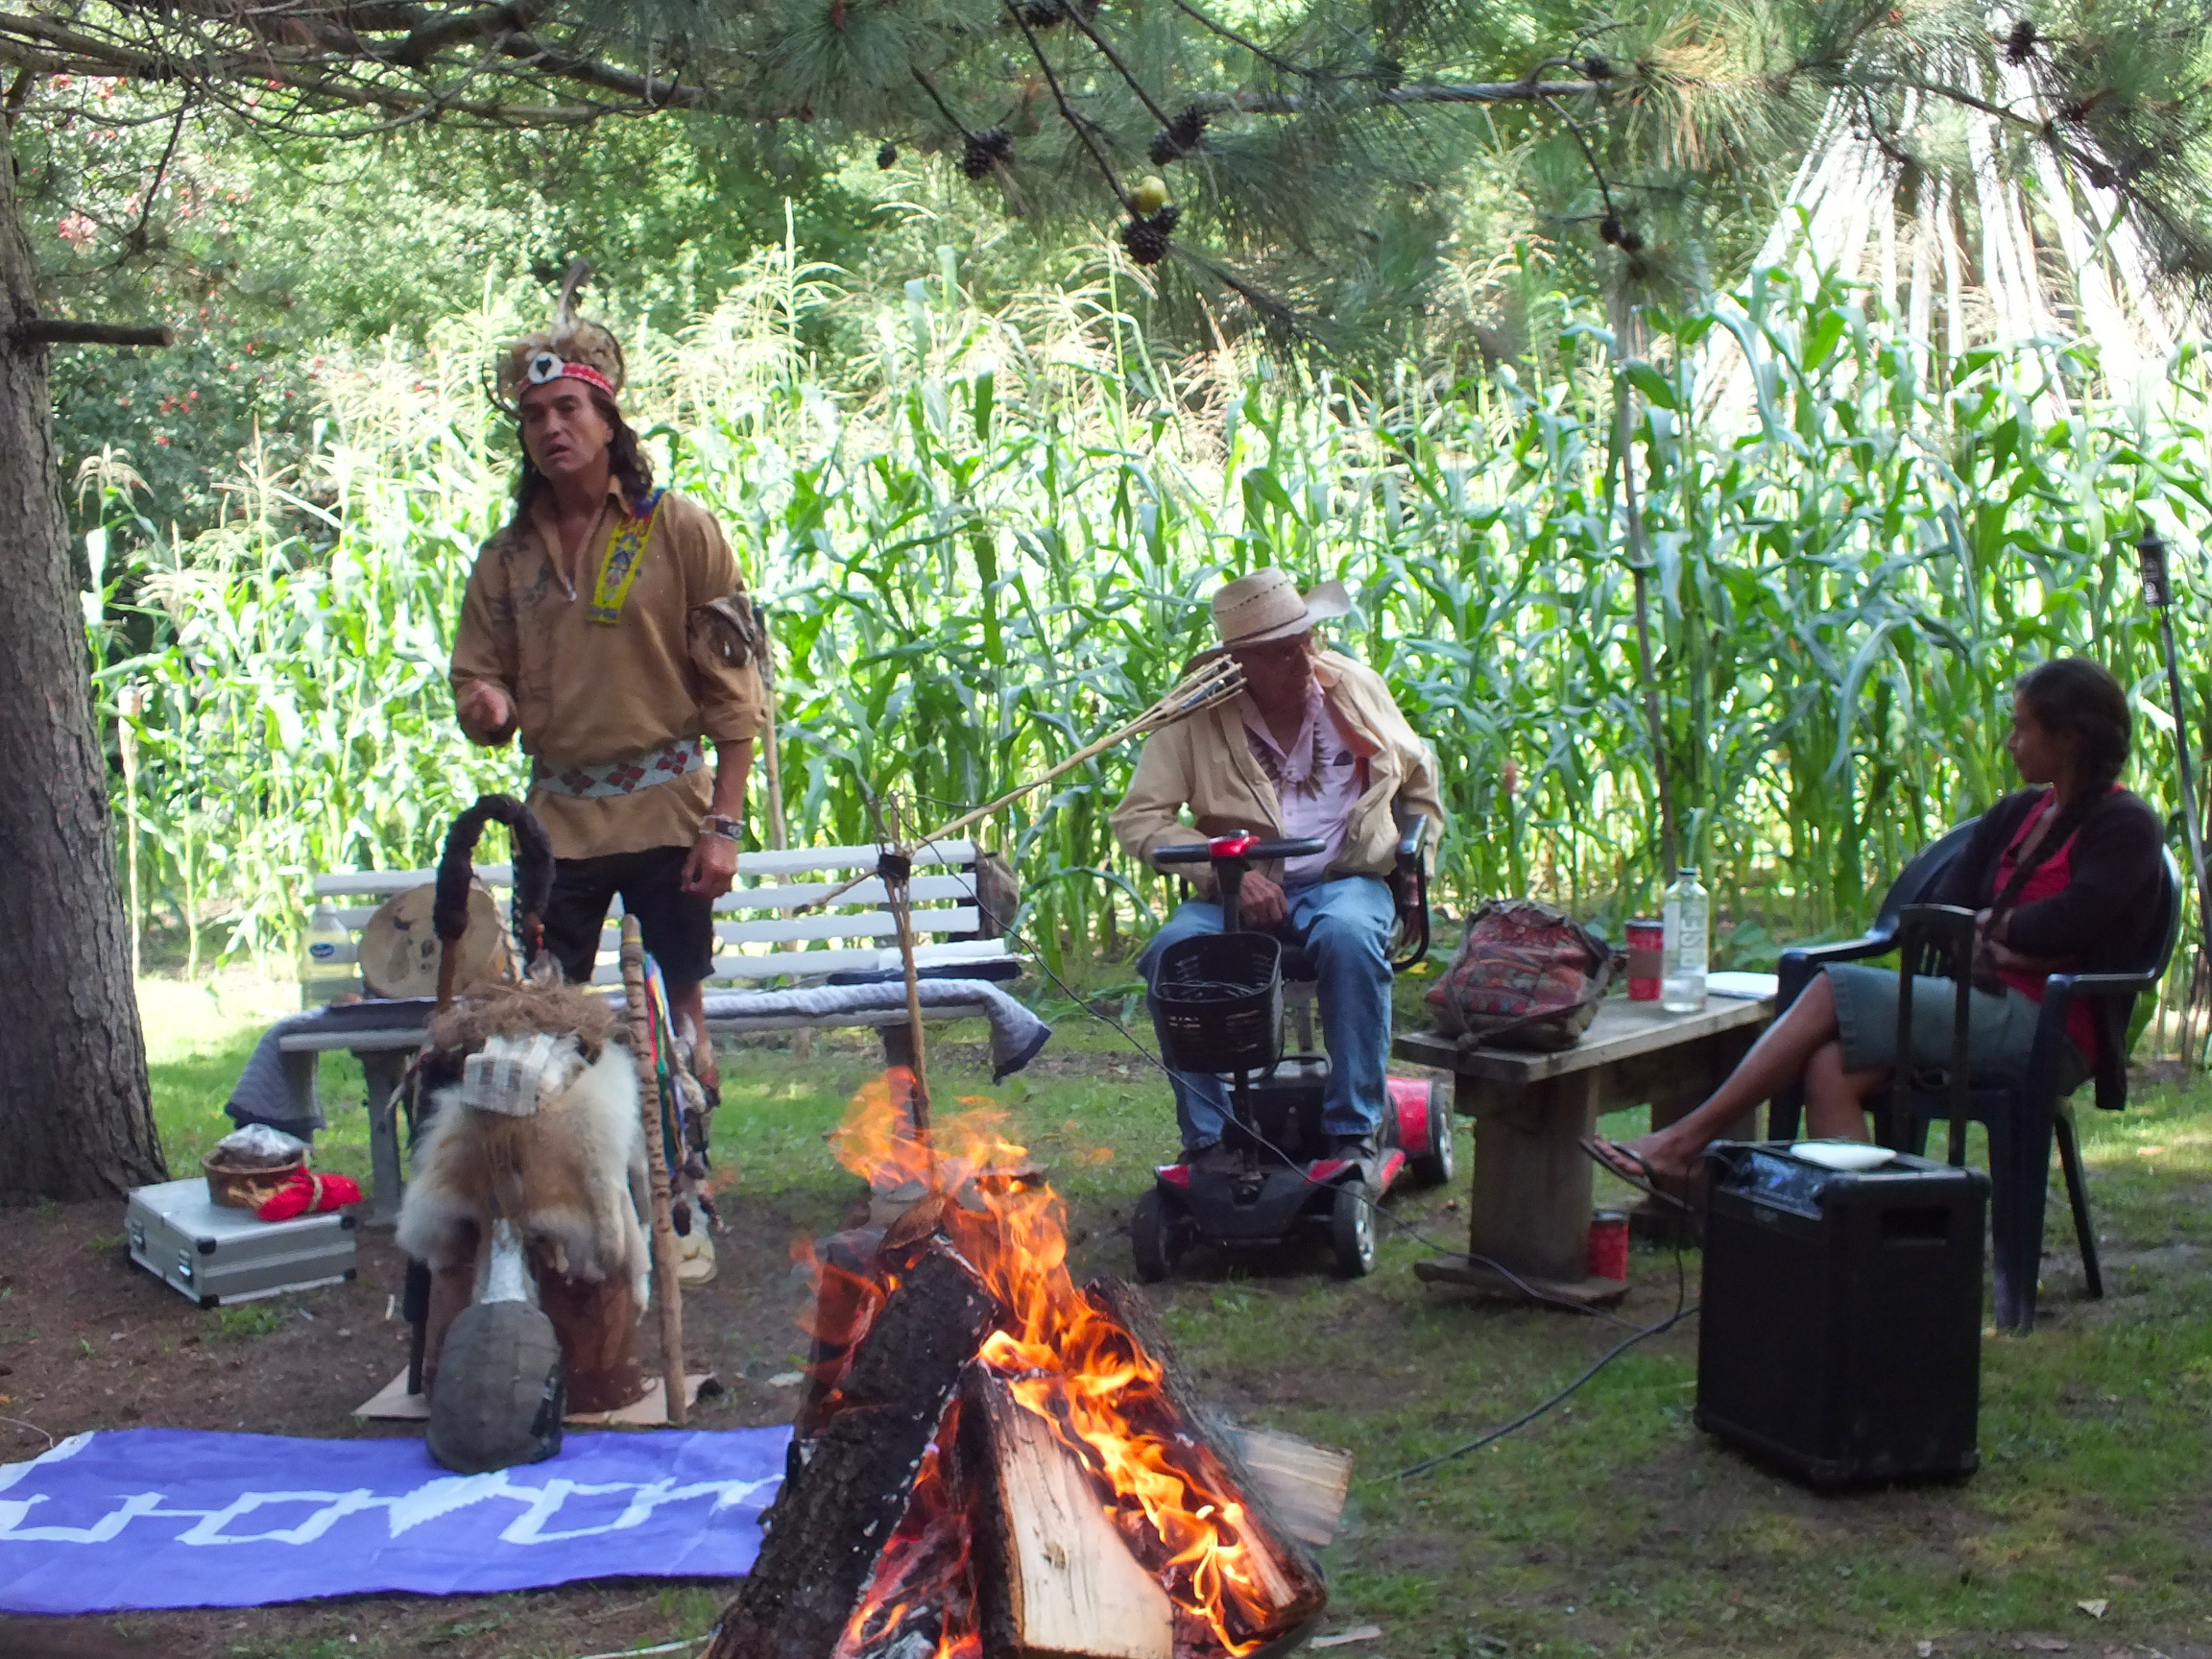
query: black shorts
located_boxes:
[541,845,715,992]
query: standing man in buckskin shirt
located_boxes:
[449,300,765,1122]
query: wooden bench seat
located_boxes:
[284,840,1027,1224]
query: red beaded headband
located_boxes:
[521,349,615,398]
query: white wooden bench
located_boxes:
[278,841,1022,1223]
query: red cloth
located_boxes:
[1991,789,2101,1058]
[255,1169,362,1221]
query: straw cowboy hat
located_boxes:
[1211,569,1355,649]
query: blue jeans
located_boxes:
[1138,875,1395,1149]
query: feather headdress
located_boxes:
[490,260,626,414]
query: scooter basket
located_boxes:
[1150,932,1284,1074]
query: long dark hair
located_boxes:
[2015,657,2130,789]
[511,386,655,517]
[1988,657,2133,919]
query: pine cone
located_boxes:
[1149,107,1210,164]
[2006,17,2036,62]
[961,128,1013,180]
[1120,204,1181,265]
[1582,53,1613,81]
[877,141,899,169]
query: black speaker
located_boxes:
[1695,1142,1988,1487]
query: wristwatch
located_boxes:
[702,814,742,843]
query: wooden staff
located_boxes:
[883,848,935,1148]
[800,656,1247,915]
[621,917,689,1428]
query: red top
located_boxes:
[1991,789,2102,1056]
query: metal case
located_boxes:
[1696,1142,1987,1487]
[126,1176,357,1309]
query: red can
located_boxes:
[1588,1210,1630,1282]
[1626,917,1663,1001]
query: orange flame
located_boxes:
[834,1429,980,1659]
[823,1070,1285,1658]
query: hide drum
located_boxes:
[360,883,508,999]
[536,1270,648,1413]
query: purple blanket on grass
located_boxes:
[0,1426,787,1613]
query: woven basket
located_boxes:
[203,1151,307,1211]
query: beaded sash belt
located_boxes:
[532,735,706,799]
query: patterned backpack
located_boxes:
[1425,899,1622,1051]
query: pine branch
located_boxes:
[1186,79,1604,115]
[1165,0,1309,78]
[1058,8,1179,131]
[911,68,978,143]
[1003,0,1128,204]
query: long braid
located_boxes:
[1985,788,2104,930]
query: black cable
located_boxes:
[1387,1298,1699,1479]
[958,877,1662,1327]
[938,866,1712,1450]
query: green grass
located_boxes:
[141,970,373,1184]
[137,970,2212,1656]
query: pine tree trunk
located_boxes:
[0,133,165,1203]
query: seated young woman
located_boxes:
[1583,657,2166,1202]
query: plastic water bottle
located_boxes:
[301,902,358,1007]
[1660,867,1709,1013]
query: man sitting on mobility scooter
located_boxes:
[1109,570,1447,1272]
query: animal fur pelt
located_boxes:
[398,1001,651,1311]
[428,980,617,1061]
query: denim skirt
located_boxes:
[1824,964,2090,1093]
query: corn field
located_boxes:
[83,242,2212,1055]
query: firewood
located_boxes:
[708,1246,1001,1659]
[1082,1279,1330,1645]
[1221,1427,1354,1549]
[959,1362,1175,1659]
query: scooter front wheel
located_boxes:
[1330,1182,1378,1277]
[1131,1189,1190,1283]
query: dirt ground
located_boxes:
[0,1162,1155,1659]
[12,1030,2212,1659]
[0,1190,840,1659]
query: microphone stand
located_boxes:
[2139,523,2212,1062]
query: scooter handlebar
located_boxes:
[1154,834,1329,866]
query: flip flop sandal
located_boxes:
[1578,1135,1694,1214]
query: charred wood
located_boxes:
[708,1245,999,1659]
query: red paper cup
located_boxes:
[1588,1210,1630,1281]
[1626,918,1663,1001]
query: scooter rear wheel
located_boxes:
[1131,1189,1190,1283]
[1405,1079,1455,1188]
[1330,1182,1378,1277]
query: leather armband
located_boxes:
[688,593,763,671]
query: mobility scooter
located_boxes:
[1131,818,1451,1279]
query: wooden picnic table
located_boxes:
[1392,991,1776,1305]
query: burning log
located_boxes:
[712,1077,1343,1659]
[960,1361,1175,1659]
[1220,1428,1354,1551]
[711,1244,1001,1659]
[1077,1280,1330,1649]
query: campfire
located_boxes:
[706,1073,1351,1659]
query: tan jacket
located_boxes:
[449,483,767,860]
[1110,651,1445,888]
